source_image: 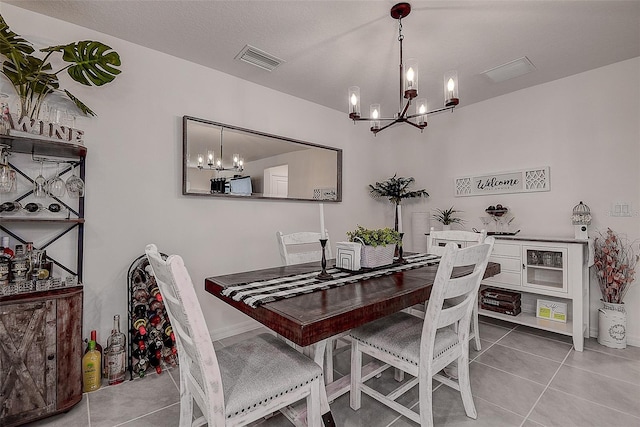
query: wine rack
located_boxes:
[126,253,179,379]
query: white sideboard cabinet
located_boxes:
[480,236,589,351]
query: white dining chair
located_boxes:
[276,230,332,265]
[426,227,487,352]
[349,238,495,426]
[145,244,323,427]
[276,230,345,384]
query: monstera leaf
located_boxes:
[0,13,122,118]
[64,90,96,117]
[0,15,34,67]
[43,41,121,86]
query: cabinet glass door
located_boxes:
[523,246,568,292]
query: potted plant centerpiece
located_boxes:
[432,206,464,230]
[593,228,638,348]
[0,13,122,127]
[347,225,402,269]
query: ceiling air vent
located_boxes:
[482,57,536,83]
[235,45,284,72]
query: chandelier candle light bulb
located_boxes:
[348,86,361,119]
[444,70,460,107]
[404,58,418,98]
[370,104,381,131]
[416,98,427,126]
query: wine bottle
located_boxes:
[1,236,14,259]
[24,242,33,279]
[148,349,163,374]
[0,237,11,288]
[24,202,44,213]
[84,330,105,379]
[148,328,163,349]
[149,299,164,313]
[148,312,164,329]
[105,314,126,385]
[0,201,21,212]
[82,340,101,392]
[133,317,148,336]
[133,302,148,320]
[162,345,177,366]
[132,288,149,303]
[38,251,52,279]
[149,284,163,302]
[132,331,147,351]
[163,325,178,355]
[10,244,28,284]
[132,355,149,378]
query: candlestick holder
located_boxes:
[397,233,407,264]
[317,238,334,280]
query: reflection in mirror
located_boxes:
[183,116,342,201]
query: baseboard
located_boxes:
[589,327,638,348]
[209,319,263,342]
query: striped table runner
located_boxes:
[222,253,440,308]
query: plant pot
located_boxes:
[442,224,451,231]
[360,244,395,268]
[598,300,626,349]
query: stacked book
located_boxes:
[480,288,522,316]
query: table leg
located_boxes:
[310,340,336,427]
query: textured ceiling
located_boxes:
[5,1,640,116]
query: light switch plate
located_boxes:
[610,202,632,217]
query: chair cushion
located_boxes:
[350,312,459,366]
[216,333,323,418]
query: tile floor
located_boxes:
[31,317,640,427]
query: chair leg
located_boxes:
[394,368,405,382]
[350,340,362,410]
[472,304,481,351]
[307,378,322,427]
[457,354,477,420]
[179,386,194,427]
[418,371,434,427]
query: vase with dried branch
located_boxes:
[593,228,638,348]
[593,228,638,304]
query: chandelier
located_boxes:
[197,127,244,172]
[348,2,459,135]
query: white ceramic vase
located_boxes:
[598,300,626,349]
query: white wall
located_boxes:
[1,4,387,340]
[389,57,640,344]
[3,4,639,346]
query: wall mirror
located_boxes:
[183,116,342,201]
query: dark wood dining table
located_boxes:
[205,259,500,426]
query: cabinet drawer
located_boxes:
[484,270,521,287]
[492,243,521,258]
[490,256,521,272]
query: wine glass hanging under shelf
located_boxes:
[127,253,179,380]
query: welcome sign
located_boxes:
[455,167,550,197]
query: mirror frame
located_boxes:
[182,116,342,202]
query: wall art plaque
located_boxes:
[455,166,550,197]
